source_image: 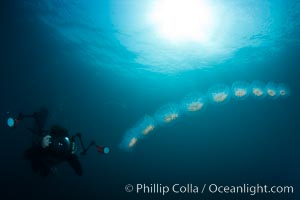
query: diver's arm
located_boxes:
[67,155,83,176]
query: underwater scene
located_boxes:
[1,0,300,199]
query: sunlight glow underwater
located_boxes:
[110,0,294,73]
[149,0,217,44]
[119,81,290,151]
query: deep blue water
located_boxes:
[1,0,300,199]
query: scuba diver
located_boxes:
[7,107,110,177]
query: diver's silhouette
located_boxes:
[9,107,110,177]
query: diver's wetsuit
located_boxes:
[23,109,82,177]
[24,129,83,177]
